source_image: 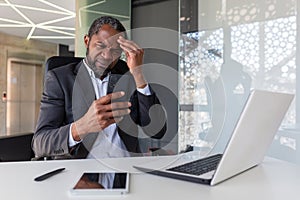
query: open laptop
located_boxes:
[134,90,294,186]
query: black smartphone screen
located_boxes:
[71,172,129,196]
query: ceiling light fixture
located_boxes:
[0,0,75,44]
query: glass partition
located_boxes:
[179,0,299,163]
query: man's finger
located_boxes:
[99,118,116,129]
[111,109,131,118]
[100,109,131,120]
[118,36,141,52]
[97,102,131,113]
[96,91,125,105]
[103,116,124,127]
[110,101,131,110]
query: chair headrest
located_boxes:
[45,56,83,72]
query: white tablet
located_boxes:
[70,172,130,196]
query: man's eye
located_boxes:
[97,44,106,49]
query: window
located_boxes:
[179,0,299,163]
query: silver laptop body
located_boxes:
[134,90,294,186]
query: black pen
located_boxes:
[34,167,65,182]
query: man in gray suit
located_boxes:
[32,16,166,161]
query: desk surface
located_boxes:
[1,154,300,200]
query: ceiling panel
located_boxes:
[0,27,31,37]
[0,6,27,23]
[47,0,75,12]
[17,7,72,24]
[9,0,56,10]
[50,18,75,28]
[33,26,73,36]
[0,0,75,46]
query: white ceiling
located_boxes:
[0,0,75,47]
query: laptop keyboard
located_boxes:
[167,154,222,176]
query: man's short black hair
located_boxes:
[87,16,126,38]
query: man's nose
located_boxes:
[101,47,113,60]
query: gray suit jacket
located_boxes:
[32,59,166,159]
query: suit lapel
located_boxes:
[72,62,95,120]
[72,62,98,153]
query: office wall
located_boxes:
[0,31,57,136]
[132,0,179,154]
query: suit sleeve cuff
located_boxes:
[137,84,151,96]
[68,123,82,147]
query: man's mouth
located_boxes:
[95,60,110,69]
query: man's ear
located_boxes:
[84,35,89,48]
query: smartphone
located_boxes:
[70,172,130,196]
[107,74,134,102]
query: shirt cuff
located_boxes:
[68,123,82,147]
[137,84,151,96]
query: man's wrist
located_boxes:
[130,68,147,88]
[71,122,82,141]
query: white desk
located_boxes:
[1,155,300,200]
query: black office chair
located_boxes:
[45,56,83,75]
[45,56,130,75]
[0,57,80,162]
[0,133,34,162]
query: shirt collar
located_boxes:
[83,59,109,82]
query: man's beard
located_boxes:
[85,48,112,79]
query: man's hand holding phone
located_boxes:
[72,91,131,141]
